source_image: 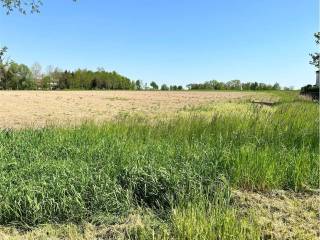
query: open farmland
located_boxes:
[1,0,318,238]
[0,91,259,129]
[0,91,318,240]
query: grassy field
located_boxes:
[0,91,318,239]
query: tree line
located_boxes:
[187,79,284,91]
[0,48,291,91]
[0,62,288,91]
[0,64,184,91]
[0,63,136,90]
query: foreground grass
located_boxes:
[0,92,318,239]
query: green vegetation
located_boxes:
[0,64,135,90]
[150,81,159,90]
[0,92,318,239]
[0,62,36,90]
[187,79,283,91]
[0,59,290,91]
[161,84,169,91]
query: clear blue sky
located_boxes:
[0,0,318,88]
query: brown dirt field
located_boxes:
[0,91,256,129]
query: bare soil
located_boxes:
[0,91,253,129]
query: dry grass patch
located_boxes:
[232,190,320,240]
[0,91,260,128]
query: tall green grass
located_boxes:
[0,96,318,237]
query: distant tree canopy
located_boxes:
[150,81,159,90]
[170,85,183,91]
[0,62,35,90]
[0,55,137,90]
[0,50,148,91]
[187,80,282,91]
[161,84,169,91]
[135,80,143,90]
[57,69,135,90]
[0,48,289,91]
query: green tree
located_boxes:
[150,81,159,90]
[170,85,177,90]
[0,47,8,89]
[41,75,50,89]
[135,80,142,90]
[6,62,35,89]
[272,82,281,90]
[226,79,241,90]
[310,32,319,70]
[161,84,169,91]
[57,70,71,89]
